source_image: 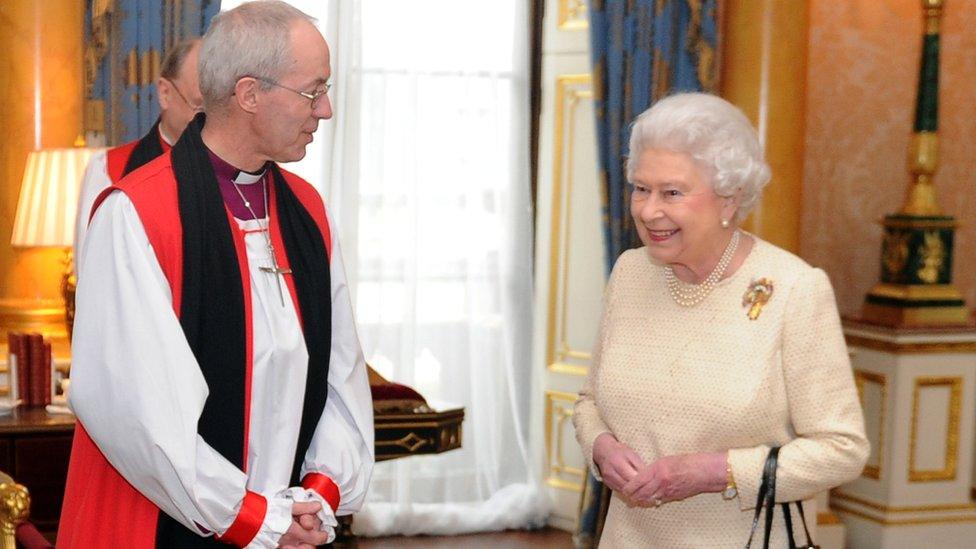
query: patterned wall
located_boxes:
[801,0,976,316]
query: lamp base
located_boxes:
[0,298,69,353]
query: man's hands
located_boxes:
[592,433,729,507]
[277,501,331,549]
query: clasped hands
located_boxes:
[592,432,727,508]
[277,501,332,549]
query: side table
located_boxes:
[0,407,75,537]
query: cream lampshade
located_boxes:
[11,148,98,248]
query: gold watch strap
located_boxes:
[726,456,737,489]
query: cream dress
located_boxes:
[573,236,869,548]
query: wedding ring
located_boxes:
[653,498,662,507]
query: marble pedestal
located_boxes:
[833,319,976,548]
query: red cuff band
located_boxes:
[216,490,267,547]
[302,473,341,513]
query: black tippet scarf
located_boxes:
[156,113,332,547]
[122,118,167,178]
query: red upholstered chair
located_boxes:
[14,524,51,549]
[367,366,431,413]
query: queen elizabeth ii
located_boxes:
[573,92,869,548]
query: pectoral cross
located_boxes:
[259,240,292,307]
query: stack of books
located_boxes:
[6,332,52,407]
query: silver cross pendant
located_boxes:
[259,243,293,306]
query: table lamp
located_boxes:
[10,147,99,334]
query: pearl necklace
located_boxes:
[664,230,740,307]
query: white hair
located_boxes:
[198,0,317,111]
[627,92,771,223]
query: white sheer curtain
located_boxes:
[221,0,546,536]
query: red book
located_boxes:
[41,341,52,406]
[27,333,44,407]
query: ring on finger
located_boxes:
[653,498,662,507]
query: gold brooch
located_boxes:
[742,278,774,320]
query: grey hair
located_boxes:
[159,38,200,80]
[626,93,771,224]
[198,0,317,111]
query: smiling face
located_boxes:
[629,148,739,273]
[252,20,333,163]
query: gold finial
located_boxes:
[922,0,944,34]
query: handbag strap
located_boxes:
[781,503,797,548]
[761,447,779,549]
[743,447,819,549]
[794,499,818,548]
[745,447,778,549]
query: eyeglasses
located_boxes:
[162,77,203,112]
[250,75,331,109]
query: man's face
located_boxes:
[158,44,202,142]
[254,21,332,163]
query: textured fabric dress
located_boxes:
[573,236,869,548]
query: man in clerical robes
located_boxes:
[59,2,374,547]
[73,37,203,262]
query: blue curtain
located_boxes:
[576,1,718,546]
[85,0,220,145]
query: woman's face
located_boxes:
[629,148,738,269]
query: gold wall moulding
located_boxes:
[853,370,887,480]
[544,390,584,492]
[558,0,588,30]
[548,362,588,377]
[832,503,976,526]
[832,489,976,526]
[545,73,594,376]
[908,376,961,482]
[832,490,976,514]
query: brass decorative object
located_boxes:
[862,0,969,327]
[0,473,30,549]
[742,278,774,320]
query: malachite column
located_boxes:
[862,0,969,327]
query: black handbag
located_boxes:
[744,447,819,549]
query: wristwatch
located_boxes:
[722,456,738,500]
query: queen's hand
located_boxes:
[592,433,646,492]
[621,452,727,507]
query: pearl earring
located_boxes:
[721,219,730,228]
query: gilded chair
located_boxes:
[0,472,29,549]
